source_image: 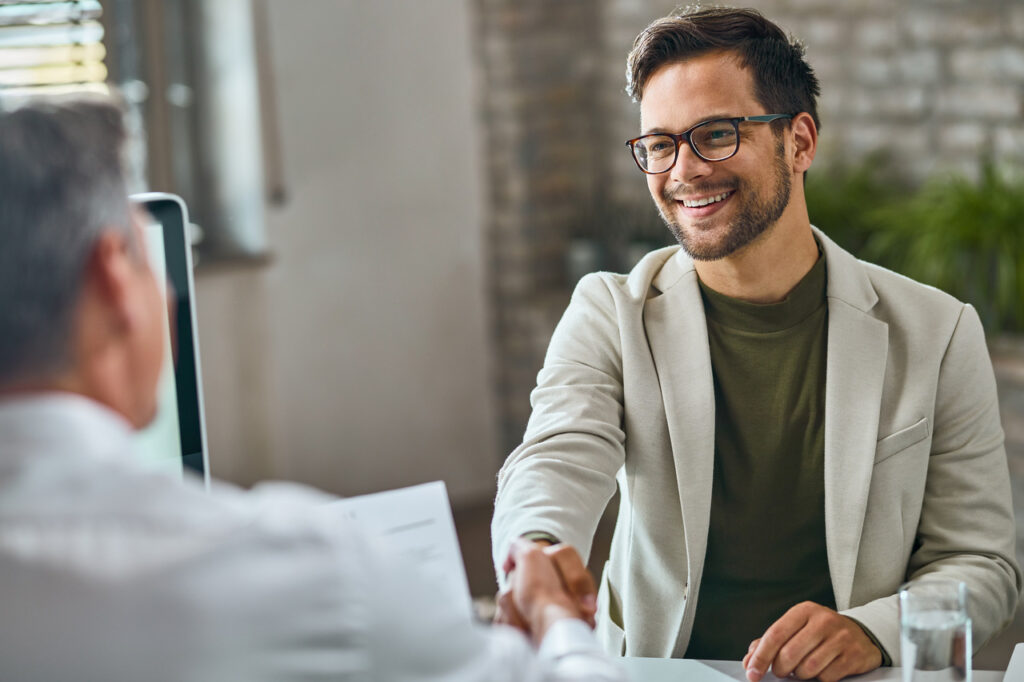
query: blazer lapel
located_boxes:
[643,251,717,655]
[817,229,889,609]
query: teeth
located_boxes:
[682,192,731,208]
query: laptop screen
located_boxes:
[131,193,209,482]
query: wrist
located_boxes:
[526,599,582,646]
[520,531,559,547]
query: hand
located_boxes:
[494,539,598,645]
[539,543,598,628]
[742,602,882,682]
[493,538,554,631]
[494,539,597,631]
[494,587,529,631]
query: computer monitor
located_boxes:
[131,193,209,484]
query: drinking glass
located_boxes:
[899,580,971,682]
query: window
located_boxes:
[0,0,107,98]
[1,0,276,262]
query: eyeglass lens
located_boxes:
[633,119,739,172]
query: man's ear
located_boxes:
[790,112,817,174]
[83,231,137,333]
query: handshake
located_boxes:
[494,539,598,645]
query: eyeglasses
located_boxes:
[625,114,793,174]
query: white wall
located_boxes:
[194,0,498,505]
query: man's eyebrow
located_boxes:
[640,112,737,136]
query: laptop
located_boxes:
[130,192,209,484]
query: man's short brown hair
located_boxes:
[626,6,821,132]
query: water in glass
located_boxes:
[900,581,972,682]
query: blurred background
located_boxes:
[1,0,1022,666]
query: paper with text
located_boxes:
[330,481,473,619]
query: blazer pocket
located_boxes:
[875,417,930,464]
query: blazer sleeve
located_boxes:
[492,273,626,582]
[840,303,1022,662]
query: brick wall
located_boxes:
[474,0,1024,456]
[472,0,607,452]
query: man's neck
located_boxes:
[693,220,819,304]
[0,371,135,426]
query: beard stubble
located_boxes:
[658,138,792,261]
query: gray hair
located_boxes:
[0,95,134,386]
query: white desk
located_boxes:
[620,659,1004,682]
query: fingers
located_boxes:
[502,552,515,578]
[507,539,581,645]
[494,588,528,631]
[543,544,597,626]
[503,536,554,578]
[791,644,841,680]
[503,540,598,631]
[813,620,882,682]
[769,620,826,678]
[744,603,883,682]
[746,603,811,682]
[742,638,760,670]
[809,651,854,682]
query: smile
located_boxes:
[680,191,734,208]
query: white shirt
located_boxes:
[0,394,625,682]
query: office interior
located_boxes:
[3,0,1023,670]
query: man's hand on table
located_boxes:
[494,539,598,645]
[742,602,882,682]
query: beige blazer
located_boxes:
[492,228,1021,663]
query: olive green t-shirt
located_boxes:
[685,254,836,660]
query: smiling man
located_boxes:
[492,7,1021,682]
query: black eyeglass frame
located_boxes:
[625,114,794,174]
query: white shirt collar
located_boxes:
[0,392,134,463]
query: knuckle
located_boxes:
[748,651,769,670]
[762,631,787,651]
[772,656,794,676]
[795,656,822,679]
[825,655,850,682]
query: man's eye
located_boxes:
[696,126,736,148]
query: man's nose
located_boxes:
[669,140,714,184]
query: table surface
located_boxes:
[619,659,1004,682]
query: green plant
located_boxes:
[863,163,1024,334]
[807,160,1024,334]
[805,154,908,256]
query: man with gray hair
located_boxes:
[0,95,624,681]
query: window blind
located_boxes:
[0,0,107,97]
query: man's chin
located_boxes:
[666,212,778,262]
[668,222,741,262]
